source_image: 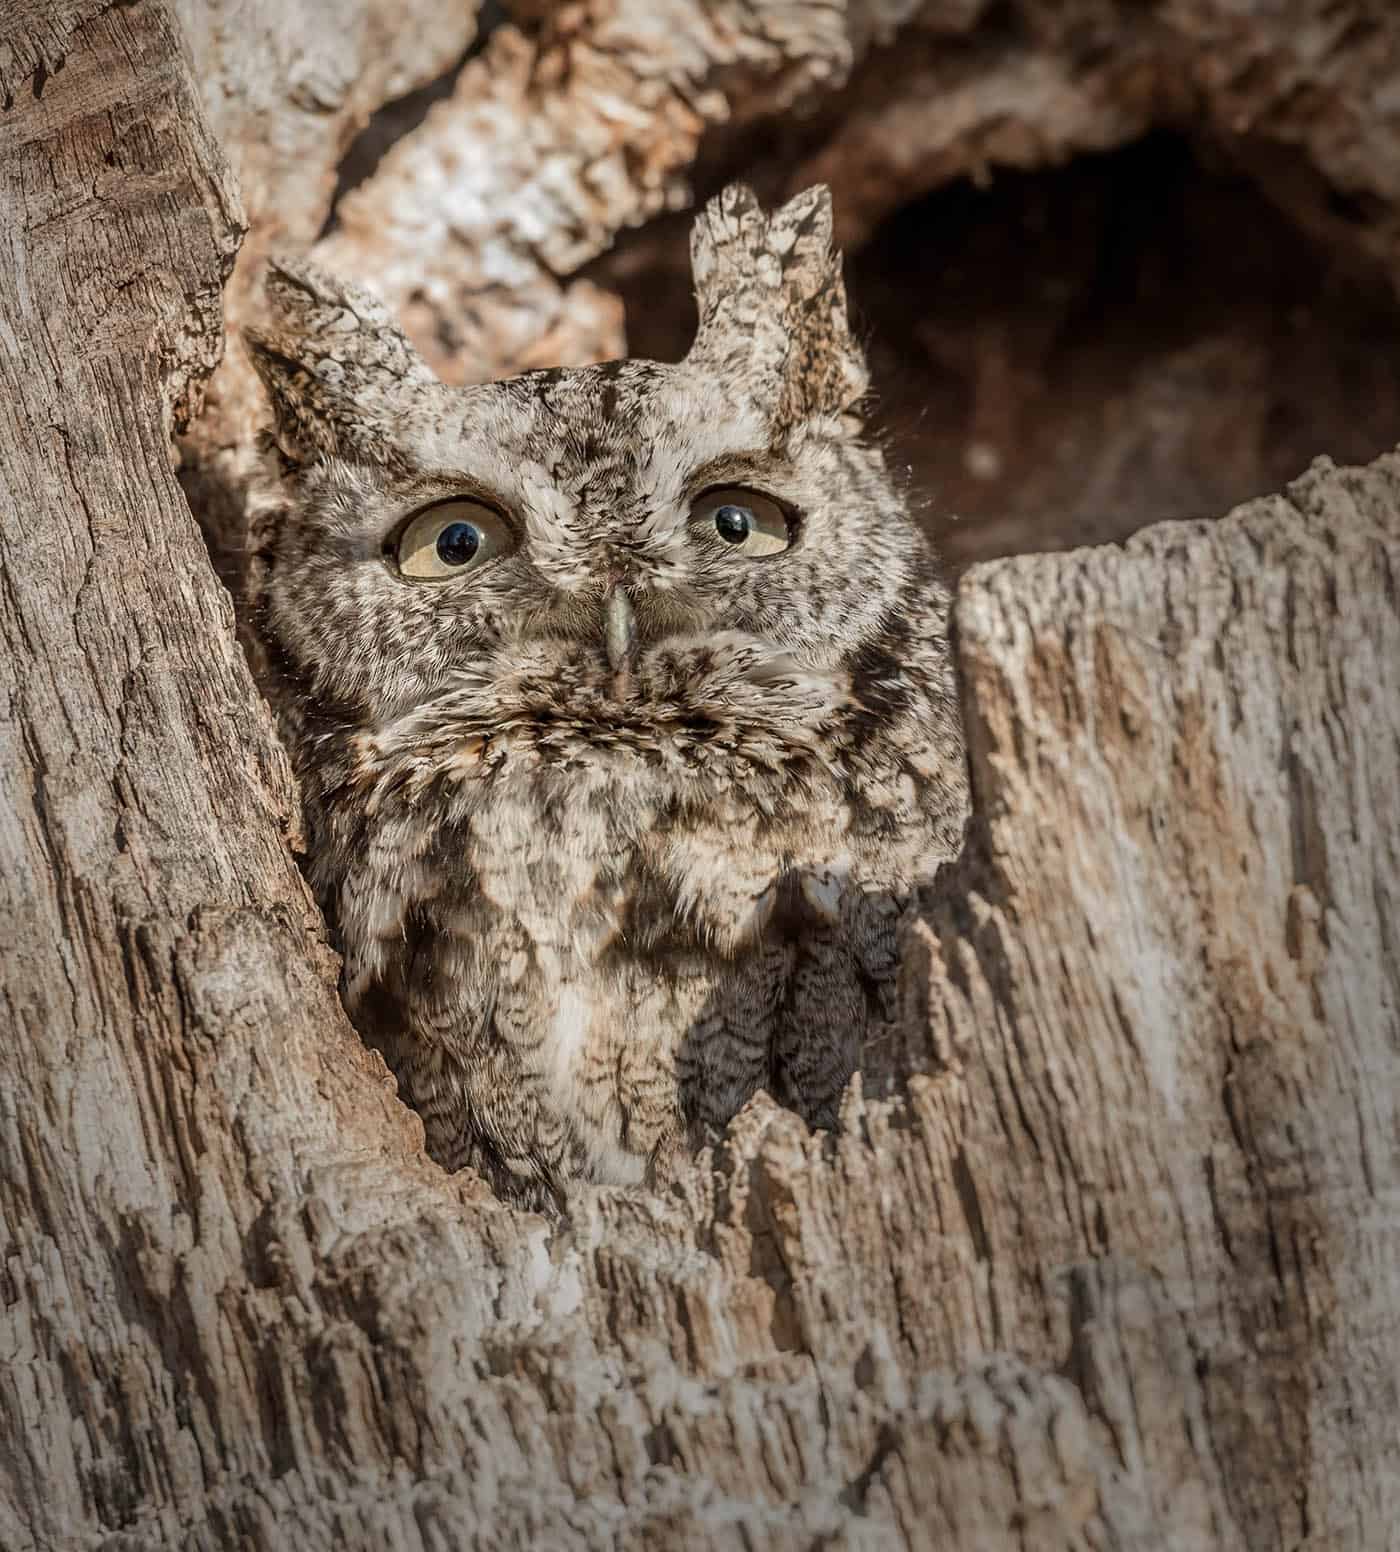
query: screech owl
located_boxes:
[245,183,969,1209]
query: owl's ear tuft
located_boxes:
[245,256,434,467]
[686,183,868,426]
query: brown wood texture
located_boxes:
[3,2,1398,1549]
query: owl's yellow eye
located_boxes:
[394,500,514,580]
[692,487,792,558]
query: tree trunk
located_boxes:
[2,3,1397,1551]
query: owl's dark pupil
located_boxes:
[436,521,480,566]
[714,504,751,544]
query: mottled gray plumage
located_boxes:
[245,184,968,1209]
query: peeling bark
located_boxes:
[3,2,1399,1550]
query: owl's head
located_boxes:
[246,184,941,781]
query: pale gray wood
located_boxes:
[2,2,1398,1550]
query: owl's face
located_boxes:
[250,186,936,778]
[258,358,921,718]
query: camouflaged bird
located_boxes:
[245,183,968,1209]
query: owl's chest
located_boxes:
[338,765,869,1185]
[461,776,799,957]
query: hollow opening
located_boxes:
[591,132,1400,570]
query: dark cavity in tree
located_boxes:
[593,133,1400,571]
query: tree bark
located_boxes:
[2,3,1398,1551]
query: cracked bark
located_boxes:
[3,1,1398,1550]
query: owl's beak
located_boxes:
[604,589,637,696]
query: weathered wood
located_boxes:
[894,460,1400,1547]
[169,0,482,582]
[0,5,483,1547]
[2,2,1398,1550]
[310,0,904,383]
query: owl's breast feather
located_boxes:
[356,632,857,808]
